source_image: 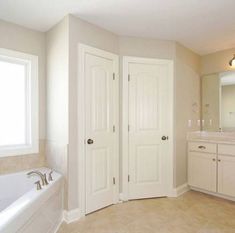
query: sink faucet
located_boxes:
[27,170,49,186]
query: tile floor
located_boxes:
[58,191,235,233]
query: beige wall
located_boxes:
[201,74,220,131]
[221,85,235,131]
[174,43,201,187]
[119,36,175,59]
[0,19,46,174]
[46,16,69,143]
[46,16,69,208]
[201,48,235,75]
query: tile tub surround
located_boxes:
[58,191,235,233]
[187,131,235,144]
[0,140,46,175]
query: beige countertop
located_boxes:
[187,131,235,145]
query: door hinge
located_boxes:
[113,125,115,132]
[128,125,130,131]
[128,74,130,81]
[113,73,115,80]
[128,175,130,182]
[113,177,116,185]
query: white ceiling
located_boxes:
[0,0,235,55]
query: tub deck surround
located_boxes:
[0,168,63,233]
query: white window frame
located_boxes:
[0,48,38,157]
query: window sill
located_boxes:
[0,144,39,157]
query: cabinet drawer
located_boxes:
[218,144,235,156]
[188,142,217,153]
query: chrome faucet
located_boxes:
[27,170,49,186]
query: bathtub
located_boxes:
[0,168,63,233]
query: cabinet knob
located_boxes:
[212,158,216,161]
[198,145,206,149]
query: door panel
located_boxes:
[128,62,169,199]
[85,53,116,214]
[188,152,217,192]
[137,74,159,130]
[136,145,160,183]
[218,155,235,197]
[91,67,108,131]
[91,148,109,193]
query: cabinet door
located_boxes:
[188,152,217,192]
[218,155,235,197]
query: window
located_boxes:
[0,48,38,157]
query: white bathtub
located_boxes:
[0,168,63,233]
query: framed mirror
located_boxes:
[202,71,235,131]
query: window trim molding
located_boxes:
[0,48,39,157]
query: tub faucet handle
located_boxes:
[43,173,49,185]
[35,180,42,190]
[48,171,53,181]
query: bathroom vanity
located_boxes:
[188,131,235,200]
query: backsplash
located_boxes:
[0,140,46,174]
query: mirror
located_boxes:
[202,71,235,131]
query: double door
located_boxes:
[82,48,173,214]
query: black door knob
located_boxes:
[161,136,168,140]
[87,139,94,144]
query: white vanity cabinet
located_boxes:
[188,142,217,192]
[217,144,235,197]
[188,141,235,199]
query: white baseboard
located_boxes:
[119,192,128,202]
[190,186,235,202]
[176,183,190,196]
[52,212,63,233]
[63,208,81,224]
[168,183,190,197]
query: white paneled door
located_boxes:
[127,59,172,200]
[84,47,118,214]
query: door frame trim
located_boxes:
[77,44,119,216]
[121,56,174,201]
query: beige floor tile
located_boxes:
[57,191,235,233]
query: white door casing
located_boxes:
[78,44,119,215]
[122,57,174,200]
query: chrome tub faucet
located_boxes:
[27,170,49,186]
